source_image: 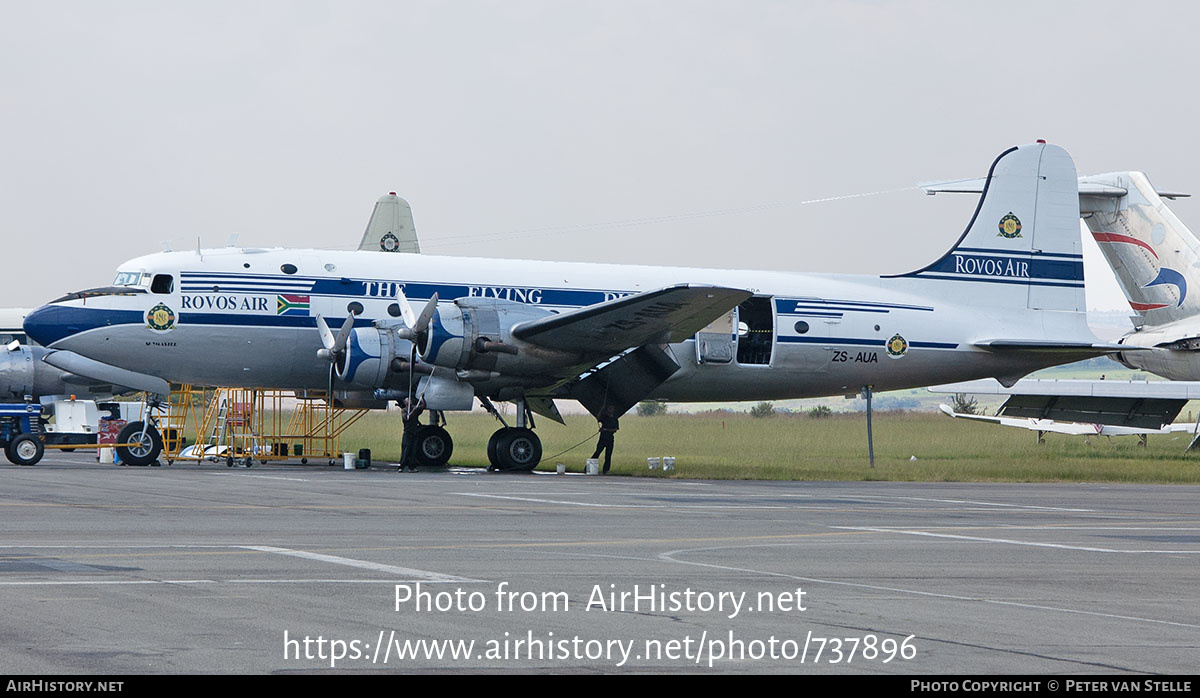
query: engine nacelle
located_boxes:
[417,298,573,374]
[334,327,404,388]
[0,346,74,401]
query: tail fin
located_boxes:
[1080,172,1198,327]
[891,142,1085,312]
[358,193,420,254]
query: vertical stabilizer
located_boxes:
[1081,172,1199,327]
[892,143,1085,312]
[358,193,420,253]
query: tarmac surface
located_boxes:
[2,453,1199,674]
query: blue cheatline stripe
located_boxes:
[783,311,844,318]
[954,247,1083,260]
[778,336,958,349]
[908,273,1084,288]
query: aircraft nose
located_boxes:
[23,304,83,347]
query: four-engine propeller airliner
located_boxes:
[22,142,1122,469]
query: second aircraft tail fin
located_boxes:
[1080,172,1197,327]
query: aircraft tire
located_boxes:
[6,434,44,466]
[415,425,453,467]
[494,428,541,472]
[115,421,163,467]
[486,427,512,470]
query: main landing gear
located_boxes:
[413,421,453,468]
[482,397,541,472]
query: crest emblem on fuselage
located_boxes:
[997,213,1022,239]
[886,333,908,358]
[380,232,401,252]
[146,303,176,332]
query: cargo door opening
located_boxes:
[736,296,774,365]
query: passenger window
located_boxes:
[151,274,174,294]
[281,264,298,275]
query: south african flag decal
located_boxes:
[277,294,310,316]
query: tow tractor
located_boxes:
[0,401,45,465]
[0,398,166,466]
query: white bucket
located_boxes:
[99,447,113,464]
[585,458,599,475]
[648,457,660,470]
[662,456,675,471]
[556,462,565,475]
[343,452,355,470]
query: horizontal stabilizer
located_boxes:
[511,284,752,355]
[921,178,1189,200]
[42,350,170,397]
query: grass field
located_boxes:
[340,410,1200,483]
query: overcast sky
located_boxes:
[4,1,1199,311]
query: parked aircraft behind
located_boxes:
[932,377,1200,446]
[24,142,1122,469]
[925,169,1200,381]
[1,307,149,404]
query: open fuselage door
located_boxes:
[694,296,776,366]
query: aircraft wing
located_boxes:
[511,284,753,355]
[930,378,1196,430]
[938,404,1100,435]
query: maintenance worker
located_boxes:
[398,396,426,472]
[591,405,619,474]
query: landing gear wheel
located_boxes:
[493,428,542,472]
[414,425,453,467]
[115,421,163,467]
[6,434,44,466]
[486,428,513,470]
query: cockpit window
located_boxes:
[151,274,174,294]
[50,286,148,304]
[113,271,150,287]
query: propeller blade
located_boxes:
[316,315,336,360]
[395,286,417,327]
[333,312,357,355]
[413,293,439,334]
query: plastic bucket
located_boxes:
[648,457,660,470]
[343,452,355,470]
[663,456,675,471]
[585,458,599,475]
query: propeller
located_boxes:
[393,286,438,411]
[315,310,360,405]
[394,287,439,343]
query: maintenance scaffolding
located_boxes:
[161,386,369,466]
